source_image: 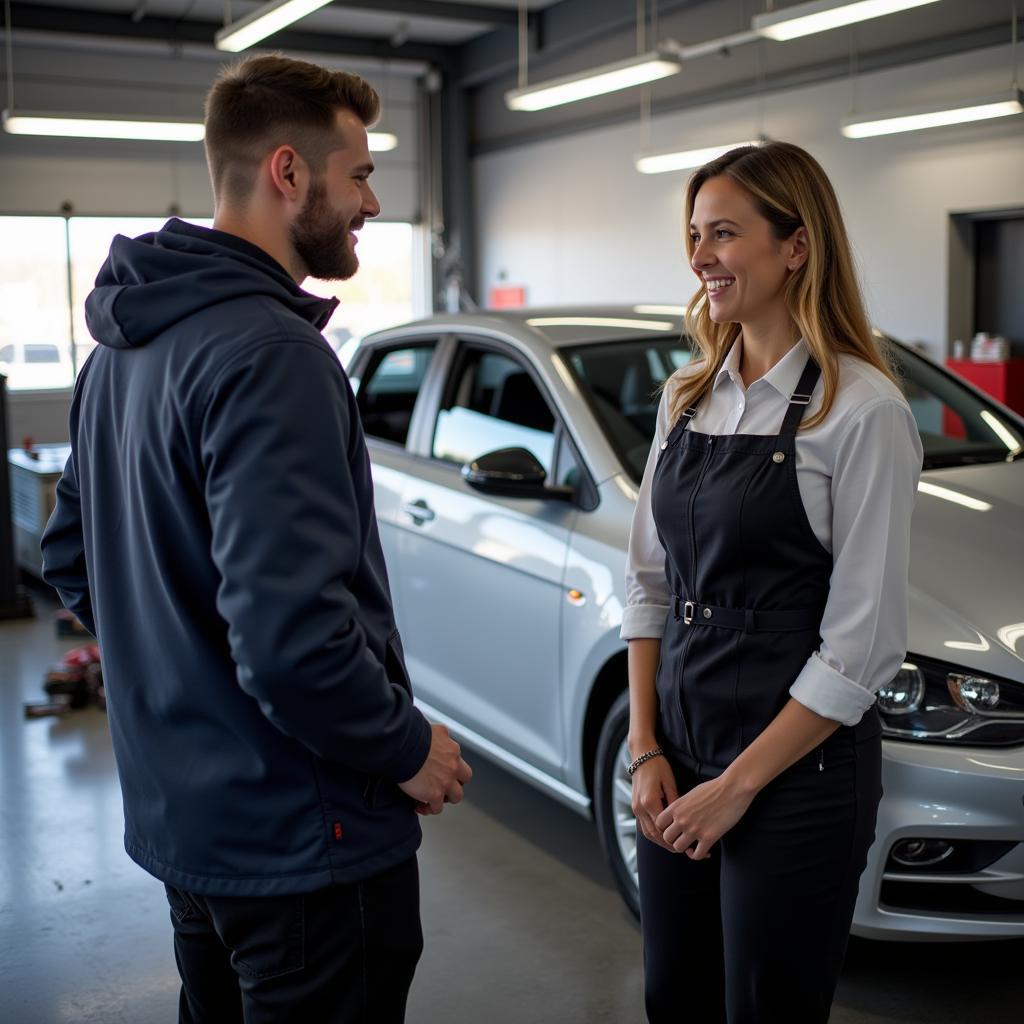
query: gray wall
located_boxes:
[0,37,422,219]
[474,43,1024,359]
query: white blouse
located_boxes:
[621,337,924,726]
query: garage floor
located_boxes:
[2,592,1022,1024]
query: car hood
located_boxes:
[909,460,1024,680]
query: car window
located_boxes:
[896,344,1024,468]
[24,344,60,364]
[432,349,556,475]
[564,337,693,483]
[355,343,436,446]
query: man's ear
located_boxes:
[267,145,304,203]
[787,226,809,272]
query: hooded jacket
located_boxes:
[41,219,432,896]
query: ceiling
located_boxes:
[3,0,1021,152]
[7,0,561,49]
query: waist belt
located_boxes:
[672,595,823,633]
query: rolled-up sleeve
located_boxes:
[621,385,675,640]
[789,397,923,725]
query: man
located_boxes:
[41,54,471,1023]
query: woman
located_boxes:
[622,141,922,1023]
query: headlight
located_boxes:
[877,663,925,715]
[878,657,1024,746]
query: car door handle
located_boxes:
[403,499,436,524]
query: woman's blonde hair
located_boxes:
[671,140,895,429]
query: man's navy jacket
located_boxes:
[41,219,432,896]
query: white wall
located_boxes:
[474,43,1024,358]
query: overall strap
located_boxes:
[779,357,822,436]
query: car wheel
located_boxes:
[594,690,641,921]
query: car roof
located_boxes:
[367,305,688,348]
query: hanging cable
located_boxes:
[518,2,528,88]
[5,0,14,112]
[848,25,859,114]
[1012,0,1019,89]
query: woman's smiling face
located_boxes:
[689,174,803,326]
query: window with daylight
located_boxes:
[0,216,424,391]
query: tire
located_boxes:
[593,690,641,921]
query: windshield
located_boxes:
[563,336,1024,484]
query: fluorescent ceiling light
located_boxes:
[842,90,1024,138]
[368,132,398,152]
[215,0,333,53]
[917,481,991,512]
[527,317,676,331]
[506,50,681,112]
[633,305,687,315]
[3,110,204,142]
[636,140,758,174]
[753,0,941,42]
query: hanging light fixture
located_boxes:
[842,4,1022,137]
[2,110,205,141]
[636,141,760,174]
[506,49,684,112]
[840,89,1024,137]
[215,0,334,53]
[752,0,942,42]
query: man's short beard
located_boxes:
[290,176,359,281]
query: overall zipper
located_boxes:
[677,434,716,769]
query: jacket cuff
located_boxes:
[620,603,670,641]
[383,704,434,783]
[789,653,877,726]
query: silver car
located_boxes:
[347,306,1024,941]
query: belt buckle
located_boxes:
[683,601,695,625]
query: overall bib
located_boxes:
[638,357,883,1023]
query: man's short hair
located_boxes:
[204,54,380,204]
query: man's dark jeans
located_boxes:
[164,856,422,1024]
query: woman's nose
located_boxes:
[691,240,714,272]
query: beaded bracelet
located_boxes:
[627,747,665,777]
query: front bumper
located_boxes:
[852,739,1024,941]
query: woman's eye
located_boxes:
[716,229,733,238]
[690,233,700,243]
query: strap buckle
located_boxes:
[789,392,812,406]
[683,600,695,625]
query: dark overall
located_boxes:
[637,358,883,1023]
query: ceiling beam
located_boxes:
[330,0,518,28]
[8,3,456,67]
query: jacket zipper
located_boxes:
[818,747,825,772]
[678,434,716,768]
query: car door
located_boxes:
[350,338,440,623]
[395,338,582,778]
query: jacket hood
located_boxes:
[85,218,338,350]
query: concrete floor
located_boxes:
[2,590,1023,1023]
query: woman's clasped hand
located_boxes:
[632,759,756,859]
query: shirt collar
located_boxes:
[713,335,809,399]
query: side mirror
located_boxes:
[461,447,574,501]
